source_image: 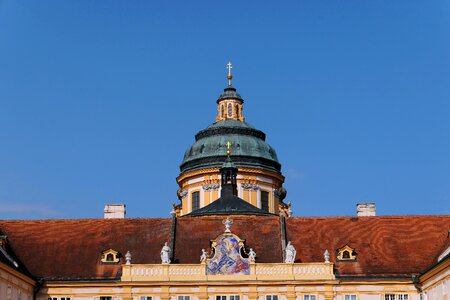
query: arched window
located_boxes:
[221,104,225,118]
[228,103,232,118]
[342,251,350,259]
[336,245,357,261]
[235,104,239,118]
[100,249,120,264]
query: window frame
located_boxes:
[178,296,191,300]
[215,295,240,300]
[384,294,409,300]
[227,103,232,118]
[191,191,200,211]
[344,295,357,300]
[266,295,279,300]
[304,295,317,300]
[261,190,270,212]
[140,297,152,300]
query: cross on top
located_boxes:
[226,61,233,86]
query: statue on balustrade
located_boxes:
[284,241,296,263]
[161,242,171,264]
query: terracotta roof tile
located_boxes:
[174,215,282,263]
[285,215,450,278]
[0,215,448,281]
[0,218,172,280]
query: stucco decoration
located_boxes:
[241,183,259,191]
[202,183,220,191]
[177,189,188,199]
[206,233,250,275]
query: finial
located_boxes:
[226,141,231,157]
[125,251,132,265]
[226,61,233,86]
[222,217,233,233]
[324,249,330,263]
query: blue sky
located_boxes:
[1,1,449,219]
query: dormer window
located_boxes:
[336,245,357,261]
[100,249,120,264]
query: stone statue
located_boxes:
[125,251,132,265]
[324,249,330,263]
[200,249,208,263]
[223,217,233,233]
[248,248,256,262]
[161,242,171,264]
[284,241,296,263]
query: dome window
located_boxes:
[261,191,269,212]
[228,103,232,118]
[192,191,200,211]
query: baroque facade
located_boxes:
[0,64,449,300]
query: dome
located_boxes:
[180,120,281,174]
[216,86,243,103]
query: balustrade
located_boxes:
[121,263,334,282]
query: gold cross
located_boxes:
[226,141,231,157]
[226,61,233,86]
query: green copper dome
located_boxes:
[180,120,281,174]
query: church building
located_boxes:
[0,64,449,300]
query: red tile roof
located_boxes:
[174,215,282,263]
[0,215,448,281]
[0,218,172,281]
[285,215,450,278]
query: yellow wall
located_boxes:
[177,168,285,216]
[0,262,35,300]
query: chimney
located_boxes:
[356,203,376,216]
[104,204,126,219]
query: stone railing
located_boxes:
[121,263,335,282]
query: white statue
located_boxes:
[200,249,208,263]
[324,249,330,263]
[248,248,256,262]
[223,217,233,233]
[287,206,293,217]
[284,241,296,263]
[161,242,171,264]
[125,251,132,265]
